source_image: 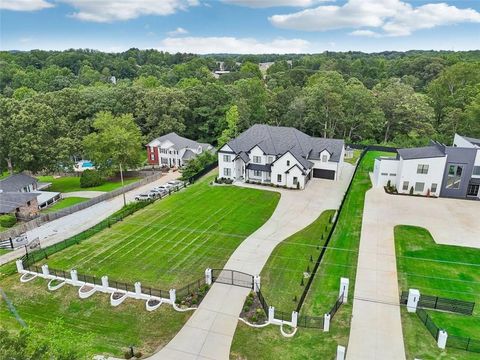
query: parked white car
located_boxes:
[150,188,168,197]
[167,180,183,187]
[135,193,155,201]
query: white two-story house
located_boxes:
[147,132,214,168]
[373,134,480,200]
[218,124,345,189]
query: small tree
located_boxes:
[217,105,239,147]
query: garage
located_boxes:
[313,168,335,180]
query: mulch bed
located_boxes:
[147,299,160,306]
[79,285,94,293]
[112,292,125,300]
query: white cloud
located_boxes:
[60,0,199,22]
[167,27,189,36]
[158,36,310,54]
[349,29,381,38]
[222,0,331,8]
[0,0,53,11]
[270,0,480,36]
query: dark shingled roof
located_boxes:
[148,132,212,151]
[181,149,195,160]
[0,192,37,214]
[397,145,446,160]
[246,163,272,172]
[225,124,344,164]
[0,173,37,192]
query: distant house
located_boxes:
[373,134,480,200]
[0,173,61,213]
[146,132,214,168]
[218,124,345,190]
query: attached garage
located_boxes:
[313,168,336,180]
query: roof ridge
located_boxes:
[266,125,277,154]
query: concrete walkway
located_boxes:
[62,191,106,199]
[347,187,480,360]
[152,164,355,360]
[0,171,180,266]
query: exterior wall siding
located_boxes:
[373,158,399,188]
[440,148,476,199]
[397,157,446,196]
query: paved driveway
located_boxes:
[0,171,180,266]
[152,164,355,360]
[347,188,480,360]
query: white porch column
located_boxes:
[205,268,212,285]
[268,306,275,323]
[41,264,49,276]
[407,289,420,313]
[336,345,346,360]
[254,275,261,292]
[437,330,448,349]
[291,311,298,328]
[169,289,176,303]
[339,278,349,303]
[324,313,331,332]
[16,260,24,273]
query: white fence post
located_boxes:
[205,268,212,285]
[169,289,176,303]
[70,269,78,284]
[437,330,448,349]
[41,264,49,276]
[16,260,24,273]
[134,282,142,298]
[336,345,346,360]
[254,275,261,292]
[291,311,298,328]
[268,306,275,323]
[340,278,349,303]
[324,313,331,332]
[407,289,420,313]
[101,276,109,290]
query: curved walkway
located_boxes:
[347,187,480,360]
[152,164,355,360]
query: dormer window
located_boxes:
[322,155,328,162]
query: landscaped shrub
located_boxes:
[134,352,142,359]
[409,186,414,195]
[80,169,104,188]
[0,214,16,228]
[124,350,133,359]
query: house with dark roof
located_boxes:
[146,132,214,168]
[218,124,345,189]
[0,173,38,193]
[373,134,480,200]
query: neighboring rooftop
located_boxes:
[147,132,212,151]
[397,144,446,160]
[224,124,344,163]
[461,135,480,147]
[0,173,37,193]
[0,192,37,213]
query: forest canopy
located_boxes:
[1,49,479,174]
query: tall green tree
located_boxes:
[218,105,239,146]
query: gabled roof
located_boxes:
[147,132,212,151]
[285,164,306,175]
[0,173,37,193]
[181,149,195,160]
[460,135,480,147]
[246,163,271,172]
[0,192,37,213]
[234,151,250,163]
[397,144,446,160]
[225,124,344,164]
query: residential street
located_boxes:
[347,187,480,360]
[151,164,355,360]
[0,171,180,266]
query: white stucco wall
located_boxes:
[271,152,307,189]
[396,156,447,196]
[373,158,399,187]
[218,144,235,179]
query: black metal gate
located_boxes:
[211,269,254,289]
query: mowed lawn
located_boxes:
[260,210,335,312]
[395,225,480,359]
[38,174,280,289]
[231,151,393,359]
[37,175,140,193]
[40,196,88,213]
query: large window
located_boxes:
[415,182,425,192]
[224,168,231,177]
[223,154,231,162]
[473,166,480,176]
[431,183,438,193]
[446,164,463,189]
[253,156,262,164]
[402,181,409,191]
[293,177,298,185]
[253,170,261,177]
[417,164,429,174]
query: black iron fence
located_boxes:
[447,335,480,353]
[416,308,439,340]
[211,269,254,289]
[176,277,206,301]
[400,291,475,315]
[329,292,344,319]
[187,161,218,184]
[257,288,269,317]
[297,313,324,329]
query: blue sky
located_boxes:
[1,0,479,53]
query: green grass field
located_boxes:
[260,210,335,312]
[0,173,279,357]
[231,151,394,359]
[40,197,88,213]
[395,225,480,359]
[37,175,140,193]
[37,174,280,289]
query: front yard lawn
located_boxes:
[0,172,279,357]
[40,197,88,213]
[37,175,140,193]
[231,151,394,359]
[395,225,480,359]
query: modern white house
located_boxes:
[373,134,480,200]
[146,132,214,168]
[218,124,345,189]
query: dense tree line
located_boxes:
[0,49,479,174]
